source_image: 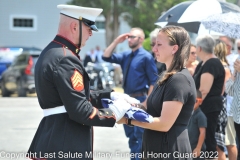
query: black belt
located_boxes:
[129,92,147,98]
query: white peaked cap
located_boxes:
[57,4,103,22]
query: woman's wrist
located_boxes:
[125,119,134,127]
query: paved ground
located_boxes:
[0,97,130,160]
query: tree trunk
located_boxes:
[113,0,120,40]
[105,12,113,47]
[104,0,120,47]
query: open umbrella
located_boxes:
[201,12,240,39]
[155,0,240,34]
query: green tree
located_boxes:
[69,0,239,51]
[68,0,136,46]
[125,0,186,51]
[227,0,238,4]
[67,0,187,47]
[125,0,187,37]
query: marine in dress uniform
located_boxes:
[27,5,120,160]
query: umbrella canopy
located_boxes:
[201,12,240,39]
[155,0,240,34]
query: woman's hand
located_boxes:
[193,148,201,158]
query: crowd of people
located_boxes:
[187,35,240,160]
[163,34,240,160]
[27,3,240,160]
[83,45,104,67]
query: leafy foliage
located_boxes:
[67,0,239,49]
[226,0,238,4]
[124,0,187,38]
[67,0,187,38]
[67,0,186,50]
[67,0,112,17]
[143,37,151,51]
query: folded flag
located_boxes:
[101,98,154,123]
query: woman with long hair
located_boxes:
[213,39,231,160]
[118,25,196,160]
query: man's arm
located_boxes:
[103,33,129,58]
[142,55,158,107]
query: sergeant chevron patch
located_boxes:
[71,70,84,91]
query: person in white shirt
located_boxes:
[220,36,238,160]
[220,36,238,73]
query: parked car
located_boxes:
[0,47,22,81]
[1,49,41,97]
[0,47,41,84]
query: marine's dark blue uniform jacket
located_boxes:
[28,35,116,159]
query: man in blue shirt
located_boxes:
[102,27,158,160]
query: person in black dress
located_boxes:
[193,35,225,160]
[118,26,196,160]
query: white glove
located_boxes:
[108,98,131,122]
[110,92,140,104]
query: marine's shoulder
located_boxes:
[43,41,79,60]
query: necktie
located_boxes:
[122,52,134,87]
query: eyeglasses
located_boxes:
[128,35,139,39]
[191,52,196,55]
[196,98,202,103]
[238,46,240,50]
[150,43,156,47]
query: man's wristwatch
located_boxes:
[126,119,134,127]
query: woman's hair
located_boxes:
[157,25,191,85]
[196,34,215,54]
[214,39,229,66]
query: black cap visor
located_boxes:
[82,18,98,31]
